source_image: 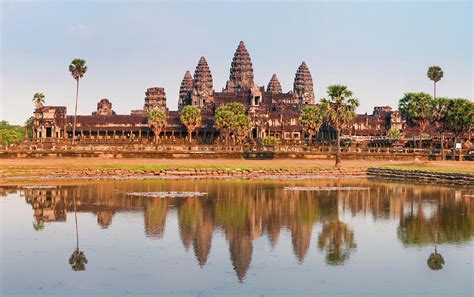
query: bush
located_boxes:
[0,121,25,145]
[263,136,279,145]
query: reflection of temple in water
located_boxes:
[16,180,473,282]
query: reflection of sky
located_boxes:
[1,181,473,296]
[1,1,472,124]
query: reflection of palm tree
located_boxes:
[317,220,356,265]
[427,245,445,270]
[69,194,87,271]
[33,218,45,231]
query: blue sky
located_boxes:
[1,0,472,124]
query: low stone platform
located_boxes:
[367,168,474,185]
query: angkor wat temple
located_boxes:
[30,41,436,146]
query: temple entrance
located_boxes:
[46,127,52,138]
[252,128,257,139]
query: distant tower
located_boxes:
[178,70,193,110]
[93,98,116,116]
[224,41,254,93]
[266,74,283,94]
[144,87,167,113]
[191,57,214,107]
[293,62,315,106]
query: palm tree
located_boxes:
[320,85,359,167]
[445,98,474,161]
[69,58,88,144]
[427,66,443,99]
[299,105,323,145]
[317,219,357,265]
[32,92,45,109]
[427,245,445,270]
[68,192,87,271]
[398,92,433,148]
[147,108,167,144]
[430,97,450,160]
[180,105,202,143]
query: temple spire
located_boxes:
[293,61,315,105]
[225,41,254,93]
[267,74,282,94]
[191,57,214,107]
[178,70,193,110]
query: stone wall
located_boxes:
[367,168,474,185]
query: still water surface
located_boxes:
[1,179,473,296]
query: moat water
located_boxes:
[1,179,472,296]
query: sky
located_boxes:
[1,0,472,125]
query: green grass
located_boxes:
[376,165,474,175]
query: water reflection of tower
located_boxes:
[144,198,168,238]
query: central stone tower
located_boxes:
[224,41,254,93]
[191,57,214,107]
[293,62,315,106]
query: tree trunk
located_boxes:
[188,130,192,143]
[309,132,313,145]
[335,128,341,167]
[440,133,445,161]
[72,79,80,144]
[451,137,456,161]
[458,137,463,162]
[73,195,79,251]
[434,81,437,99]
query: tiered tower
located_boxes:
[266,74,283,94]
[144,87,167,113]
[191,57,214,107]
[293,62,315,106]
[224,41,254,93]
[178,71,193,110]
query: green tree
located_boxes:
[69,58,88,144]
[180,105,202,143]
[214,102,250,144]
[445,98,474,161]
[320,85,359,167]
[147,108,167,144]
[398,92,433,148]
[299,105,323,145]
[430,97,450,160]
[0,121,25,146]
[427,66,443,99]
[32,92,45,109]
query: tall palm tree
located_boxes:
[147,108,167,144]
[427,66,443,99]
[32,92,45,109]
[427,245,444,270]
[69,58,88,144]
[320,85,359,167]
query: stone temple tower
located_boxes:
[191,57,214,107]
[178,70,193,110]
[224,41,254,93]
[293,62,315,106]
[144,87,167,113]
[266,74,283,94]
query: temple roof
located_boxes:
[178,70,193,108]
[293,61,315,103]
[193,57,213,91]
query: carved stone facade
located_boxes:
[267,74,282,94]
[93,99,116,116]
[191,57,214,107]
[293,62,315,106]
[224,41,254,93]
[144,87,167,113]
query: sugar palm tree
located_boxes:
[320,85,359,166]
[317,219,357,265]
[69,58,88,144]
[299,105,323,145]
[147,108,167,144]
[180,105,202,143]
[445,98,474,161]
[32,92,45,109]
[427,66,443,99]
[427,245,444,270]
